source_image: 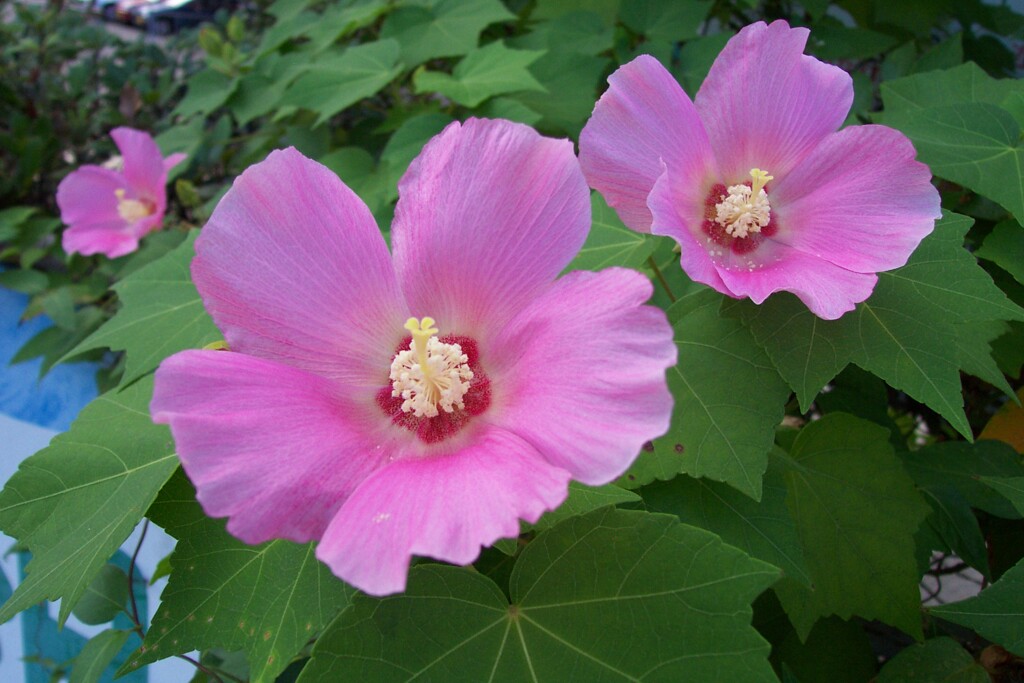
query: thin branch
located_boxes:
[647,256,677,303]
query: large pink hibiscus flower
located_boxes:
[579,20,941,319]
[57,127,185,258]
[150,118,676,596]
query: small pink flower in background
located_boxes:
[150,118,676,596]
[57,127,185,258]
[579,20,941,320]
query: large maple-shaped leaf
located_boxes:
[740,212,1024,436]
[379,0,513,68]
[281,40,403,126]
[122,471,353,683]
[880,61,1024,112]
[931,557,1024,656]
[881,63,1024,221]
[642,457,811,587]
[0,378,179,625]
[774,414,931,640]
[645,290,790,500]
[297,508,779,681]
[413,41,546,108]
[65,232,220,386]
[887,103,1024,222]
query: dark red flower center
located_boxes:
[701,179,778,258]
[377,334,491,444]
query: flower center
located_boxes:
[115,188,155,223]
[378,318,491,444]
[389,317,474,418]
[713,168,773,239]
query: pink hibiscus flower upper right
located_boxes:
[579,20,941,319]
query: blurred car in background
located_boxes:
[130,0,238,34]
[114,0,159,24]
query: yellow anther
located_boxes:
[203,340,230,351]
[749,168,774,197]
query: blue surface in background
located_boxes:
[0,286,98,431]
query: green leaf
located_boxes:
[318,146,390,218]
[229,52,311,126]
[774,414,930,640]
[298,508,779,681]
[978,476,1024,516]
[174,69,238,119]
[918,485,991,577]
[882,61,1024,112]
[642,457,811,586]
[741,212,1024,436]
[931,557,1024,657]
[413,41,545,108]
[512,11,613,56]
[70,629,132,683]
[494,481,642,556]
[71,564,129,625]
[955,320,1017,398]
[886,102,1024,221]
[123,471,354,683]
[900,440,1024,519]
[533,482,639,533]
[0,377,179,625]
[379,0,513,68]
[653,290,790,500]
[808,25,900,61]
[64,232,220,386]
[531,0,619,24]
[512,50,608,137]
[878,637,987,683]
[282,40,403,126]
[306,0,390,54]
[567,192,656,272]
[618,0,711,42]
[772,616,878,683]
[477,97,542,126]
[977,219,1024,288]
[379,112,454,195]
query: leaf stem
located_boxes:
[647,256,676,303]
[127,519,148,631]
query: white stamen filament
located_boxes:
[714,168,774,239]
[390,317,473,418]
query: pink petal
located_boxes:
[152,350,395,544]
[192,147,407,385]
[316,426,571,595]
[111,127,167,199]
[771,125,941,273]
[716,245,879,320]
[579,55,716,233]
[489,268,676,485]
[391,118,589,339]
[164,152,187,173]
[648,162,730,293]
[62,220,139,258]
[695,20,853,181]
[56,166,123,227]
